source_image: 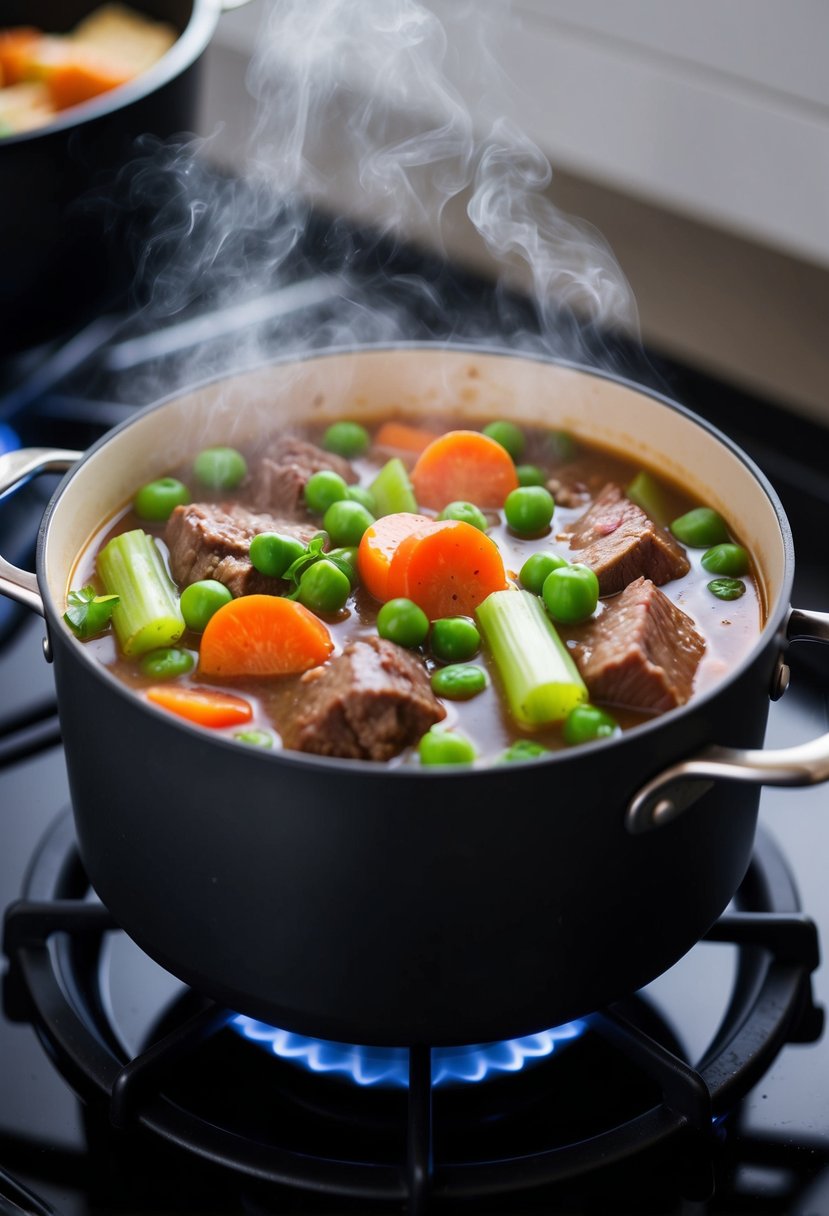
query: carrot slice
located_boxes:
[0,28,42,86]
[357,512,433,602]
[411,429,519,510]
[146,685,253,729]
[42,49,132,110]
[198,594,333,677]
[374,421,440,455]
[387,519,508,619]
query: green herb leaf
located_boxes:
[64,586,120,638]
[283,533,329,585]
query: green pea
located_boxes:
[500,739,550,763]
[516,464,546,487]
[323,420,371,458]
[249,532,307,578]
[193,447,247,491]
[670,507,729,548]
[305,470,350,514]
[431,664,488,700]
[139,647,195,680]
[326,546,360,587]
[234,729,274,748]
[297,559,351,614]
[519,551,569,595]
[180,579,233,632]
[377,598,429,648]
[346,484,377,514]
[708,577,746,601]
[563,704,619,746]
[419,726,477,766]
[430,616,480,663]
[701,543,750,577]
[542,563,599,623]
[134,477,190,522]
[323,499,375,547]
[483,420,525,460]
[504,486,555,536]
[437,500,488,532]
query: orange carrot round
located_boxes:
[383,521,439,602]
[357,512,433,602]
[146,685,253,729]
[199,595,333,677]
[374,421,440,455]
[387,519,508,619]
[411,429,519,509]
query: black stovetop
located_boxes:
[1,211,829,1215]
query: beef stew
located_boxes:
[65,414,763,766]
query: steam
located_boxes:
[247,0,477,246]
[469,118,636,333]
[107,0,638,381]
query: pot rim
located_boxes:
[0,0,221,146]
[39,340,796,778]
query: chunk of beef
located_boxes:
[281,636,446,761]
[546,473,590,509]
[165,503,318,597]
[247,436,357,516]
[544,457,616,508]
[567,482,689,595]
[567,577,705,713]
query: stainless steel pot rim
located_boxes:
[0,0,222,146]
[37,340,796,779]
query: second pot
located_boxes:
[0,0,227,352]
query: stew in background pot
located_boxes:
[0,5,177,137]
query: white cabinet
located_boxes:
[435,0,829,268]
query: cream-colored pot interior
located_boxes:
[43,348,787,623]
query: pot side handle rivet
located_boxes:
[652,798,676,824]
[42,635,53,664]
[770,658,790,702]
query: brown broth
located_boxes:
[70,419,764,766]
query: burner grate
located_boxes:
[2,808,822,1212]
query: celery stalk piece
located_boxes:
[476,589,587,728]
[97,529,185,657]
[625,471,671,527]
[370,457,418,516]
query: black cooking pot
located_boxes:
[1,347,827,1046]
[0,0,239,353]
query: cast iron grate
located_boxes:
[2,808,822,1213]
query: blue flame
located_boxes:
[230,1016,587,1088]
[0,424,19,456]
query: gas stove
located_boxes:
[1,214,829,1215]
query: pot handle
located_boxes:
[626,606,829,834]
[0,447,82,617]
